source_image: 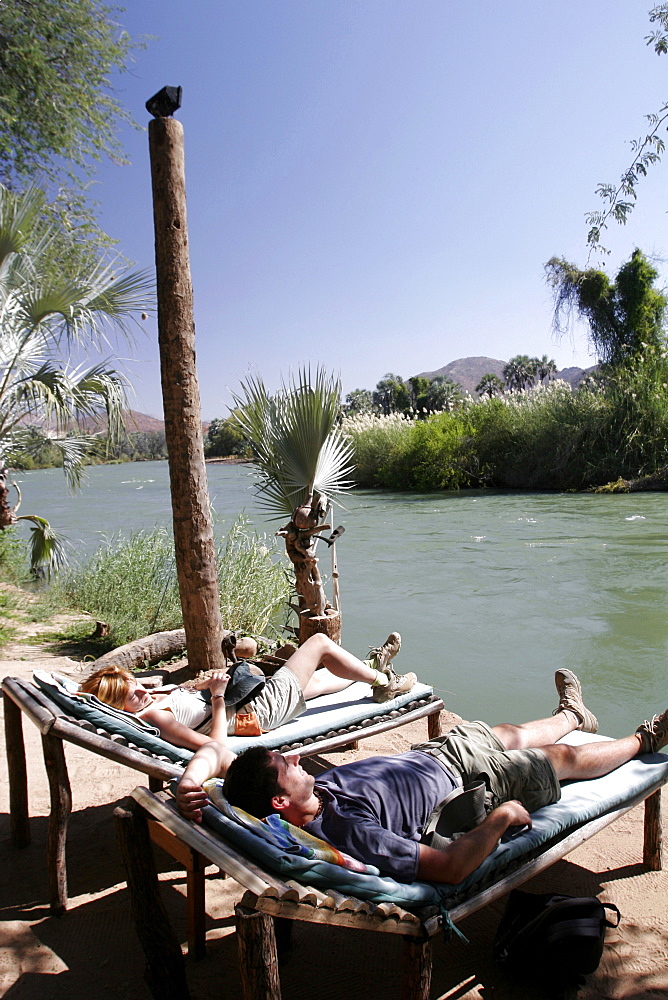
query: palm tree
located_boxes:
[475,373,505,398]
[426,376,463,412]
[535,355,558,383]
[503,355,536,391]
[0,185,151,573]
[232,366,355,643]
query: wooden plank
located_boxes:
[277,698,444,757]
[250,895,428,937]
[3,691,30,848]
[53,719,182,781]
[130,787,286,896]
[2,678,58,734]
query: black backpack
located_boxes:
[493,890,621,994]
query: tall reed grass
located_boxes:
[345,359,668,491]
[53,516,291,647]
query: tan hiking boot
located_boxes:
[636,708,668,753]
[372,667,417,703]
[553,668,598,733]
[368,632,401,675]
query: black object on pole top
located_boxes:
[146,86,182,118]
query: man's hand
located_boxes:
[495,799,532,831]
[176,775,209,823]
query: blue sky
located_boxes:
[92,1,668,420]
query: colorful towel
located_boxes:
[203,778,377,875]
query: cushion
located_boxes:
[227,679,435,752]
[32,670,193,766]
[197,732,668,912]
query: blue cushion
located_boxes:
[200,732,668,911]
[32,670,193,766]
[227,680,435,752]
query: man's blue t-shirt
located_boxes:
[305,750,457,882]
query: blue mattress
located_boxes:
[201,732,668,912]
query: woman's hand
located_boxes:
[195,670,230,700]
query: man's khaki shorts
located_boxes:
[413,720,561,813]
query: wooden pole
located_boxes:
[115,802,191,1000]
[643,788,663,870]
[42,733,71,915]
[3,691,30,847]
[148,110,224,676]
[235,905,282,1000]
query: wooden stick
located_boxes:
[114,802,191,1000]
[3,690,30,848]
[644,788,663,870]
[41,733,71,915]
[235,905,282,1000]
[427,706,442,739]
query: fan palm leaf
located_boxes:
[232,367,355,519]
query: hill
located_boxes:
[415,357,595,395]
[78,409,210,435]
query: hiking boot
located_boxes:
[368,632,401,675]
[553,669,598,733]
[372,667,417,703]
[636,708,668,753]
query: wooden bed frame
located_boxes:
[115,777,665,1000]
[1,674,444,915]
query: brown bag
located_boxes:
[234,709,263,737]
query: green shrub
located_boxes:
[53,516,291,648]
[0,528,30,583]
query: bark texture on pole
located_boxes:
[148,115,224,675]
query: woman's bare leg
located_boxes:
[286,634,379,700]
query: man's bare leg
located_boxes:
[541,733,644,780]
[492,711,580,750]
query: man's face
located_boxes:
[270,752,315,811]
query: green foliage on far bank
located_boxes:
[51,517,291,649]
[344,348,668,491]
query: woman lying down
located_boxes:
[80,632,417,751]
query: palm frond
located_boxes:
[16,514,67,577]
[232,366,355,519]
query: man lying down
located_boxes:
[176,668,668,885]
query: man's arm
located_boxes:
[176,740,237,823]
[416,800,531,884]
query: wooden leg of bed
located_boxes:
[401,935,433,1000]
[41,733,71,915]
[149,775,164,792]
[644,788,663,871]
[4,692,30,848]
[427,708,442,740]
[115,803,191,1000]
[235,905,282,1000]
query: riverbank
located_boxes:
[1,623,667,998]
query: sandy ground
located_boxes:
[1,621,668,1000]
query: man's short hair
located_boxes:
[223,746,280,818]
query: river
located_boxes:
[13,461,668,738]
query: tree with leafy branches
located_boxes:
[232,367,354,643]
[343,388,374,415]
[546,249,667,367]
[426,376,464,412]
[373,373,410,415]
[476,373,505,398]
[0,0,144,248]
[0,185,151,573]
[586,4,668,251]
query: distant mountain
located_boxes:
[78,409,210,435]
[415,357,596,396]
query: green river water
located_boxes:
[15,461,668,738]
